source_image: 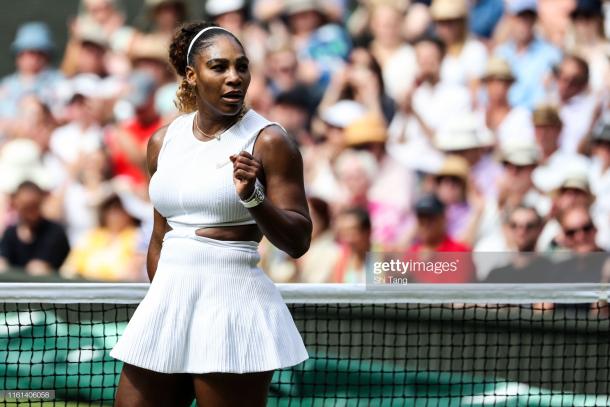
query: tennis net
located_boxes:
[0,283,609,406]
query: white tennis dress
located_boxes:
[109,109,309,374]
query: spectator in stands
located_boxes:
[60,193,143,281]
[343,113,415,249]
[105,70,161,194]
[434,113,502,200]
[485,205,552,283]
[554,55,599,154]
[0,181,70,276]
[479,58,535,148]
[388,35,469,173]
[331,206,371,283]
[537,168,595,251]
[430,0,488,97]
[565,0,609,97]
[552,205,607,287]
[589,120,610,250]
[0,22,62,121]
[284,0,351,90]
[304,100,365,204]
[531,104,592,194]
[430,155,474,243]
[319,45,395,123]
[497,140,548,216]
[405,194,475,283]
[367,2,417,103]
[495,0,562,109]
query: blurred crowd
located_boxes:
[0,0,609,284]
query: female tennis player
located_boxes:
[110,21,311,406]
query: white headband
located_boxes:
[186,26,234,66]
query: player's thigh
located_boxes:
[192,370,274,407]
[115,363,195,407]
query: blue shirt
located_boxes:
[0,68,63,118]
[495,37,562,109]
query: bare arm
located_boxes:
[145,125,171,282]
[230,127,312,258]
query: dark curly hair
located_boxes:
[168,21,245,113]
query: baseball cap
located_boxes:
[414,194,445,216]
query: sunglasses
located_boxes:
[509,221,539,231]
[564,222,595,238]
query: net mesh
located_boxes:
[0,284,609,406]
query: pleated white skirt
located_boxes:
[109,230,309,374]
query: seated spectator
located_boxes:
[318,45,395,123]
[589,120,610,250]
[388,35,470,172]
[430,155,476,243]
[406,194,475,283]
[431,0,488,99]
[60,193,143,281]
[105,70,161,193]
[565,0,609,97]
[367,2,417,103]
[0,22,63,122]
[0,181,70,276]
[283,0,351,90]
[434,113,502,200]
[531,104,592,194]
[537,168,595,251]
[344,113,416,249]
[304,100,365,203]
[549,205,609,313]
[495,0,562,109]
[331,206,371,283]
[479,58,535,148]
[553,55,599,154]
[485,205,552,283]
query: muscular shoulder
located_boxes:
[253,125,300,163]
[146,124,169,176]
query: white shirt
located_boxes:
[387,81,470,172]
[559,93,598,154]
[382,45,417,102]
[494,107,535,148]
[50,122,103,165]
[441,39,488,87]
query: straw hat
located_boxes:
[436,154,470,181]
[481,58,515,82]
[344,113,387,146]
[532,105,562,127]
[430,0,468,20]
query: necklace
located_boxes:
[194,112,223,141]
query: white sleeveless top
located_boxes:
[149,109,282,232]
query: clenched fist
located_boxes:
[230,151,262,200]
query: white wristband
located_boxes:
[240,182,265,208]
